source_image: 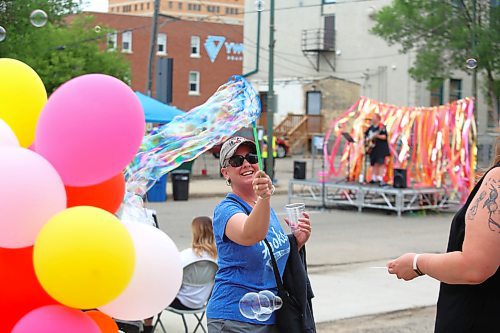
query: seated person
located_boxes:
[142,216,218,332]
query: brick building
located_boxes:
[107,0,244,24]
[86,12,243,111]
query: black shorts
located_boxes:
[369,155,386,166]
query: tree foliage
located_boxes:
[371,0,499,113]
[0,0,130,94]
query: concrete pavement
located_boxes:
[147,155,452,332]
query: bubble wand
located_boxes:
[252,122,263,170]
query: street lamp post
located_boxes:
[146,0,160,97]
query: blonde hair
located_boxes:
[191,216,217,259]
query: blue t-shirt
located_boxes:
[206,193,290,325]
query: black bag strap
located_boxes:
[226,196,287,293]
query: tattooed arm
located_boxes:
[388,167,500,283]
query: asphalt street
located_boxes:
[144,156,455,332]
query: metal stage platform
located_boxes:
[288,179,451,216]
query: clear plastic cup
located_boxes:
[285,203,305,231]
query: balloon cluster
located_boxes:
[125,75,261,197]
[0,58,183,333]
[239,290,283,321]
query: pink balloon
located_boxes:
[35,74,145,186]
[99,223,183,320]
[0,147,66,248]
[12,305,100,333]
[0,118,19,146]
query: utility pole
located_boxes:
[146,0,161,97]
[266,0,275,180]
[471,0,478,124]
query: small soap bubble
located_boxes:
[30,9,48,28]
[255,0,265,12]
[465,58,477,69]
[94,25,102,33]
[0,26,6,42]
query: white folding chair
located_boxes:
[154,259,218,333]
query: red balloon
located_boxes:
[0,247,58,333]
[65,172,125,213]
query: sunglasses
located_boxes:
[227,153,259,167]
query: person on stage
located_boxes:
[364,113,390,185]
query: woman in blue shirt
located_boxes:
[206,137,311,333]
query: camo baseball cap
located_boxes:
[219,136,257,168]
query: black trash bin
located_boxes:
[171,170,190,201]
[294,161,306,179]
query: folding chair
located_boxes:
[154,259,218,333]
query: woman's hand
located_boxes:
[387,253,419,281]
[285,212,311,249]
[252,170,274,200]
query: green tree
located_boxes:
[0,0,130,94]
[371,0,499,125]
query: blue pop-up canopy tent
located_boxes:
[135,91,185,123]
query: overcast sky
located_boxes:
[81,0,109,12]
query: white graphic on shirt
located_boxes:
[260,227,289,268]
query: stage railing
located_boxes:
[288,179,451,216]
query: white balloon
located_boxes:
[98,223,183,320]
[0,118,20,147]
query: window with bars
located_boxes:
[190,36,200,57]
[157,33,167,55]
[189,71,200,95]
[107,31,117,50]
[122,31,132,53]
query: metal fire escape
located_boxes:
[301,28,336,72]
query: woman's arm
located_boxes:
[225,171,274,246]
[388,168,500,284]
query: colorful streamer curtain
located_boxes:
[323,97,477,202]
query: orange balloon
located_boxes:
[65,172,125,213]
[86,310,119,333]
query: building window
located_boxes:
[191,36,200,57]
[430,79,444,106]
[122,31,132,53]
[189,71,200,95]
[107,31,117,50]
[178,2,182,9]
[157,33,167,55]
[449,79,462,102]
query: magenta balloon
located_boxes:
[12,305,100,333]
[35,74,145,186]
[0,118,19,146]
[0,147,66,248]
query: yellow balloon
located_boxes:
[33,206,135,309]
[0,58,47,147]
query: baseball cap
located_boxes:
[219,136,257,168]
